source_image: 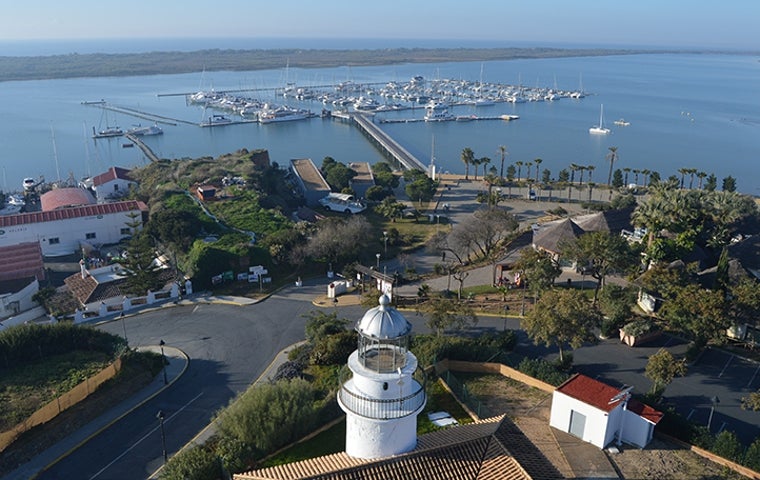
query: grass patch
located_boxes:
[0,350,113,430]
[260,419,346,467]
[418,379,473,434]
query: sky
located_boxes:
[1,0,758,50]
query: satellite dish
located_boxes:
[608,385,634,404]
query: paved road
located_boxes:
[37,284,366,480]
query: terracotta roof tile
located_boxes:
[234,417,540,480]
[40,188,96,211]
[0,242,45,282]
[555,374,662,425]
[0,200,147,228]
[92,166,133,186]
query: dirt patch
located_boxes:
[0,367,155,476]
[454,372,749,480]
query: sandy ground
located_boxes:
[457,373,747,480]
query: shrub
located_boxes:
[516,357,570,386]
[744,438,760,471]
[310,331,357,366]
[215,378,316,454]
[711,430,743,462]
[272,361,305,382]
[621,318,655,337]
[159,444,222,480]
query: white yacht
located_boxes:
[614,118,631,126]
[424,102,454,122]
[589,104,610,135]
[200,114,233,127]
[258,105,309,124]
[127,124,163,136]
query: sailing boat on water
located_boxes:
[92,108,123,139]
[589,104,610,135]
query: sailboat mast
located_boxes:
[50,124,61,184]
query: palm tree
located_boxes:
[586,165,595,183]
[472,156,482,180]
[606,146,618,199]
[587,182,595,202]
[678,168,688,189]
[515,161,524,183]
[641,169,651,188]
[633,169,641,186]
[533,158,542,182]
[688,168,697,190]
[480,156,492,181]
[623,167,631,186]
[497,145,508,179]
[461,147,474,180]
[578,166,586,186]
[526,161,533,181]
[697,171,707,189]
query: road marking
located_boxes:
[88,391,204,480]
[718,422,727,434]
[192,305,200,314]
[663,336,675,348]
[718,355,733,378]
[686,409,696,420]
[748,364,760,388]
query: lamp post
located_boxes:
[708,395,720,430]
[156,410,167,464]
[382,231,388,254]
[376,253,381,269]
[159,339,168,385]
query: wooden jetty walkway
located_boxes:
[124,134,161,162]
[350,113,427,171]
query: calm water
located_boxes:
[0,53,758,194]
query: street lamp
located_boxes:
[159,340,168,385]
[708,395,720,431]
[156,410,167,464]
[376,253,381,269]
[382,231,388,254]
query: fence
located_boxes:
[0,357,122,452]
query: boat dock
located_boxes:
[379,114,519,124]
[84,101,191,126]
[124,134,161,162]
[350,113,427,171]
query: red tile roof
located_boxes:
[92,166,133,187]
[555,374,662,423]
[0,242,45,282]
[40,188,96,211]
[0,200,147,228]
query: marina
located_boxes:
[1,54,758,194]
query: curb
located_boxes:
[146,341,307,480]
[30,347,190,479]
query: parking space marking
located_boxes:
[718,422,727,434]
[663,336,675,348]
[686,409,696,420]
[718,354,734,378]
[748,364,760,389]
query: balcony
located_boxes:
[338,369,426,420]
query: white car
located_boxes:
[319,193,366,214]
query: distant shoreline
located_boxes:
[0,47,705,82]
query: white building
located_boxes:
[338,295,426,459]
[0,199,147,257]
[91,166,136,201]
[550,374,663,449]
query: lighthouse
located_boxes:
[338,295,426,459]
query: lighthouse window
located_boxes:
[383,382,388,390]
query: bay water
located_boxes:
[0,52,758,194]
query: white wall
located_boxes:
[622,411,655,448]
[0,279,40,320]
[550,391,613,449]
[0,210,139,256]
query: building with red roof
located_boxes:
[91,166,136,201]
[40,187,96,211]
[0,200,147,257]
[550,373,663,449]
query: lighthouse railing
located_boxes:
[338,368,426,420]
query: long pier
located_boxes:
[350,113,427,172]
[124,134,161,162]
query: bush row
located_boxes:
[0,323,127,370]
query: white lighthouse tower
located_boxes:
[338,295,426,459]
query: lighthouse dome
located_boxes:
[356,294,412,339]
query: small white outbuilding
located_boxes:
[550,374,663,449]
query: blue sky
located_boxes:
[1,0,758,50]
